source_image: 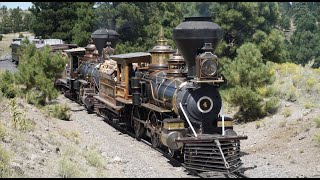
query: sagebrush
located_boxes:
[46,104,71,120]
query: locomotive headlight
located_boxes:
[201,59,217,76]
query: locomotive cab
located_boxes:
[110,52,151,102]
[62,47,86,79]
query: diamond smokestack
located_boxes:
[173,17,224,79]
[91,28,119,60]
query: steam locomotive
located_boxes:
[54,17,247,174]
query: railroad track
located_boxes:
[97,112,250,178]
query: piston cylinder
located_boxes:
[160,118,185,150]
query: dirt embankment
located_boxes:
[0,95,193,178]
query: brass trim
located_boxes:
[163,122,184,130]
[217,121,233,127]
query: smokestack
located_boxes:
[91,28,119,61]
[173,17,224,79]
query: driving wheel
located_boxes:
[132,107,145,139]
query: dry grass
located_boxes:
[314,117,320,128]
[272,62,320,106]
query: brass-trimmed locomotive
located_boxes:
[54,17,247,174]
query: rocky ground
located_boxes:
[0,54,16,72]
[235,101,320,178]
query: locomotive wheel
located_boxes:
[134,120,145,139]
[150,112,160,148]
[151,133,160,148]
[168,148,176,158]
[132,107,145,139]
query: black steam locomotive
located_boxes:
[55,17,247,174]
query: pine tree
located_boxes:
[16,40,68,105]
[222,43,276,121]
[71,2,96,46]
[30,2,80,43]
[11,7,24,33]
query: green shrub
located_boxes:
[0,91,4,102]
[286,85,299,102]
[314,132,320,145]
[292,74,303,87]
[304,102,317,109]
[18,33,24,38]
[314,117,320,128]
[47,104,71,120]
[255,121,261,129]
[63,131,79,144]
[226,87,265,121]
[264,97,280,114]
[265,85,278,97]
[306,77,317,90]
[84,149,104,167]
[58,156,82,178]
[0,122,6,140]
[0,34,3,41]
[282,108,292,117]
[222,43,275,122]
[10,99,35,132]
[0,71,17,98]
[26,89,46,106]
[0,145,10,178]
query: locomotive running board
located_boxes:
[176,134,248,143]
[55,78,68,87]
[141,103,171,113]
[93,95,124,111]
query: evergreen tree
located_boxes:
[208,2,284,60]
[95,2,187,53]
[222,43,276,121]
[71,2,96,46]
[30,2,80,43]
[11,7,24,33]
[23,13,35,32]
[287,2,320,67]
[15,40,68,104]
[0,14,13,34]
